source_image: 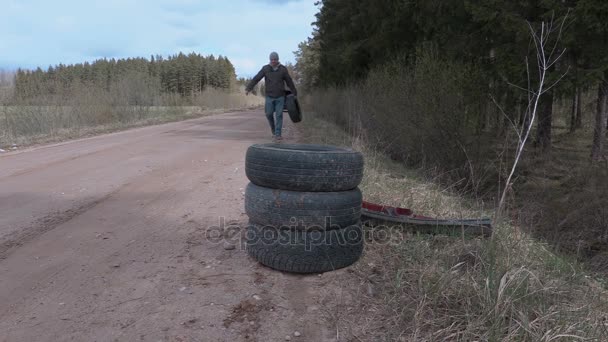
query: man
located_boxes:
[246,52,297,141]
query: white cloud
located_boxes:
[0,0,317,76]
[231,57,260,76]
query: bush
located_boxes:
[309,49,489,187]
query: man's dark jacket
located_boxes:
[246,64,297,98]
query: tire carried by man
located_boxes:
[284,93,302,123]
[244,143,365,274]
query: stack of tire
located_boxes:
[244,143,365,273]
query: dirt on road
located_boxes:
[0,111,357,342]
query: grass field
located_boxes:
[0,89,264,148]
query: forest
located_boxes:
[11,52,237,105]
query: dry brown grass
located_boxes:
[192,87,265,110]
[0,86,263,148]
[513,125,608,274]
[299,109,490,219]
[298,112,608,341]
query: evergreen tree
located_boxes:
[12,52,240,102]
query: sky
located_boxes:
[0,0,318,77]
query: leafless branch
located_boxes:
[490,94,522,142]
[547,10,570,61]
[507,82,535,95]
[497,15,567,218]
[541,66,571,94]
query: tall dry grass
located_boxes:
[298,113,608,341]
[0,76,263,148]
[192,87,266,110]
[309,50,490,192]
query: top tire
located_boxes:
[245,143,364,192]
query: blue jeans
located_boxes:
[265,96,285,137]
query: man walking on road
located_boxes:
[246,52,298,141]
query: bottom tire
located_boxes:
[246,223,363,274]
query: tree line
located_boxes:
[0,69,14,103]
[12,52,237,104]
[297,0,608,161]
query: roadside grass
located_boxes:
[0,89,264,149]
[298,112,608,341]
[514,124,608,276]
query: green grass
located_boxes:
[297,112,608,341]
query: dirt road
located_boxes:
[0,111,349,342]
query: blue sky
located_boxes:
[0,0,318,77]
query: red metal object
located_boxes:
[362,201,432,219]
[361,201,493,237]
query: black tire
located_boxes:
[285,94,302,123]
[245,143,364,192]
[245,183,361,230]
[246,223,363,273]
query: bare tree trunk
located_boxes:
[591,78,608,162]
[499,91,512,137]
[570,53,583,132]
[485,100,492,132]
[570,86,579,133]
[575,87,583,130]
[479,98,491,133]
[495,92,505,133]
[536,90,553,151]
